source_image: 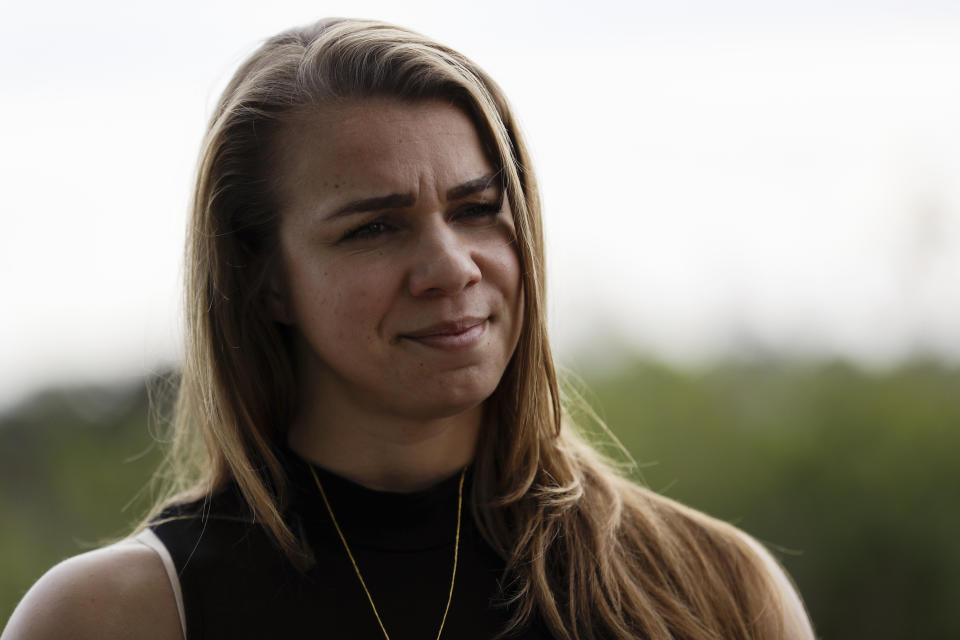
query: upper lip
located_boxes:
[401,316,487,338]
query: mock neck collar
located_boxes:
[280,444,473,552]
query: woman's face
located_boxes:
[271,98,523,423]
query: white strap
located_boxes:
[133,529,188,640]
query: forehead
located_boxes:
[271,98,495,208]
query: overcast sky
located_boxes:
[2,0,959,410]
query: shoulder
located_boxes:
[2,537,183,640]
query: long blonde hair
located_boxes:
[154,18,790,639]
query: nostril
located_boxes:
[408,240,482,297]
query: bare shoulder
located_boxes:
[2,538,183,640]
[735,530,817,640]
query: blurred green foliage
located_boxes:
[2,359,958,637]
[0,381,166,626]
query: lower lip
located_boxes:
[404,321,487,351]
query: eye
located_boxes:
[454,201,502,222]
[340,219,395,242]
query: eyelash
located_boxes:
[457,201,502,221]
[340,219,395,242]
[339,201,502,242]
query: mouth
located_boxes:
[400,317,488,351]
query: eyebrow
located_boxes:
[327,173,500,219]
[330,193,416,218]
[445,173,500,200]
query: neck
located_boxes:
[286,402,482,493]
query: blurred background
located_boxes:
[2,0,959,636]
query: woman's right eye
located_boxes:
[340,219,394,242]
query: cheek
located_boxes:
[491,227,525,345]
[477,235,524,349]
[287,258,396,339]
[487,239,522,302]
[492,215,522,296]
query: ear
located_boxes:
[267,268,294,325]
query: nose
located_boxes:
[407,222,482,297]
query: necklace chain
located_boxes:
[308,464,466,640]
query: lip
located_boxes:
[401,316,488,351]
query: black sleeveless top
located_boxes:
[149,448,553,639]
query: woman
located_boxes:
[3,18,814,640]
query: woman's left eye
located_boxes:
[455,201,501,221]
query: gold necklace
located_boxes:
[308,464,466,640]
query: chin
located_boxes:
[394,384,495,423]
